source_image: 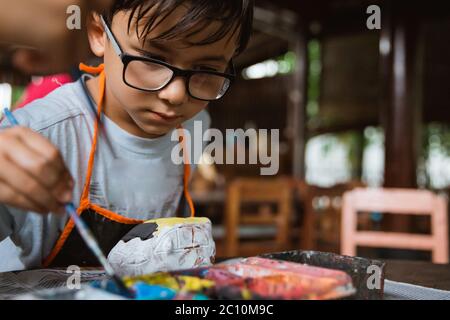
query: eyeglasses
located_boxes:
[100,16,235,102]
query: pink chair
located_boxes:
[341,188,449,263]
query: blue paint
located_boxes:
[133,282,177,300]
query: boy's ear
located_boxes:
[87,12,106,57]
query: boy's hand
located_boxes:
[0,127,74,215]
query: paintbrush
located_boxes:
[2,108,134,298]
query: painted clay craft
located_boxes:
[107,217,216,277]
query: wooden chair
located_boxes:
[341,188,449,263]
[224,177,293,257]
[297,181,364,252]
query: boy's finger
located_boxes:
[0,183,48,214]
[0,156,64,214]
[3,133,62,189]
[15,127,65,170]
[13,128,72,188]
[51,171,74,204]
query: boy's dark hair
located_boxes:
[106,0,254,55]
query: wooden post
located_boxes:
[381,1,420,189]
[290,22,308,180]
[380,1,422,237]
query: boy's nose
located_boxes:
[157,77,189,106]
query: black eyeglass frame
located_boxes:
[100,15,236,102]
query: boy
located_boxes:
[0,0,253,270]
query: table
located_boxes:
[383,259,450,291]
[1,259,449,299]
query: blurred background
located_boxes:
[1,0,450,263]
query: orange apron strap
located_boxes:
[78,63,106,211]
[89,204,143,224]
[44,64,108,266]
[44,63,107,267]
[178,125,195,217]
[79,63,104,75]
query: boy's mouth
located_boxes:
[147,110,182,123]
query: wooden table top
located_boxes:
[383,259,450,291]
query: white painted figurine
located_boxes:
[108,217,216,277]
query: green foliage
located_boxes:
[423,123,450,158]
[307,40,321,119]
[11,86,25,106]
[419,123,450,188]
[277,51,296,75]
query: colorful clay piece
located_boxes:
[215,257,355,299]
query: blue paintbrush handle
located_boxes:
[3,108,19,126]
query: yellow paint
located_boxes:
[124,273,179,290]
[241,288,253,300]
[178,276,215,291]
[143,217,211,236]
[124,272,214,292]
